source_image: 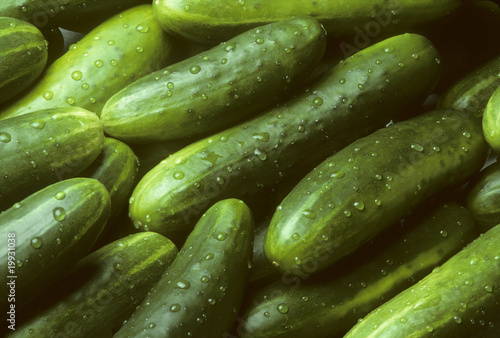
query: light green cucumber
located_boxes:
[344,223,500,337]
[114,199,254,337]
[129,33,442,242]
[9,232,178,338]
[482,84,500,153]
[264,109,489,276]
[153,0,461,44]
[0,17,48,104]
[100,16,327,143]
[0,4,177,120]
[0,107,104,212]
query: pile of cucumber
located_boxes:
[1,0,500,337]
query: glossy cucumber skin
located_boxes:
[9,232,177,338]
[238,202,478,338]
[264,109,489,275]
[153,0,461,44]
[438,55,500,118]
[0,177,110,310]
[0,107,104,212]
[0,5,176,120]
[129,33,442,241]
[345,223,500,338]
[482,84,500,152]
[466,159,500,233]
[0,17,48,104]
[115,199,254,338]
[100,17,327,143]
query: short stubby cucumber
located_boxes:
[237,202,478,338]
[344,223,500,337]
[153,0,461,44]
[114,199,254,337]
[0,5,177,120]
[482,84,500,152]
[129,33,442,241]
[0,107,104,212]
[0,177,110,310]
[438,55,500,118]
[0,17,48,104]
[264,109,489,276]
[99,16,327,143]
[9,232,178,338]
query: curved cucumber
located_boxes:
[115,199,254,337]
[438,54,500,118]
[344,223,500,337]
[100,16,327,143]
[0,5,177,120]
[264,109,489,275]
[0,177,110,309]
[0,107,104,212]
[129,33,442,241]
[153,0,460,44]
[0,17,48,104]
[10,232,177,338]
[482,83,500,152]
[238,202,478,338]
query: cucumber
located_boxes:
[99,16,327,143]
[114,199,254,337]
[264,109,489,276]
[0,107,104,212]
[153,0,461,44]
[437,54,500,118]
[0,5,177,121]
[129,33,442,242]
[482,84,500,152]
[9,232,178,338]
[344,223,500,337]
[0,177,110,312]
[466,159,500,233]
[237,202,478,338]
[0,17,48,104]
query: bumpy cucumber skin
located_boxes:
[0,178,110,310]
[238,202,478,338]
[264,109,489,275]
[0,107,104,212]
[100,17,327,143]
[129,33,442,240]
[466,159,500,233]
[153,0,460,44]
[115,199,254,338]
[0,5,176,120]
[345,223,500,338]
[10,232,177,338]
[438,55,500,118]
[482,84,500,152]
[0,17,48,104]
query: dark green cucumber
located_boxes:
[129,33,442,241]
[9,232,178,338]
[0,177,110,311]
[345,223,500,337]
[237,202,478,338]
[264,109,489,276]
[0,17,48,104]
[437,54,500,118]
[100,16,327,143]
[0,5,177,120]
[482,83,500,152]
[153,0,460,44]
[114,199,254,337]
[466,159,500,233]
[0,107,104,212]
